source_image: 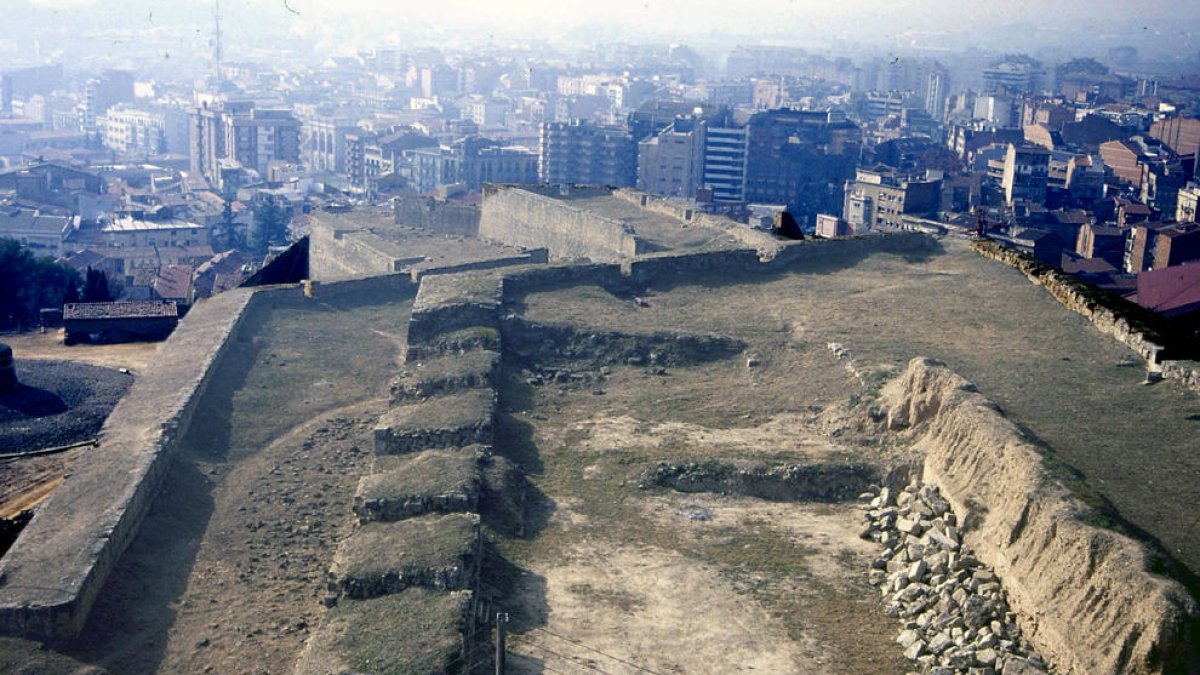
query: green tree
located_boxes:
[1056,58,1109,79]
[251,199,288,255]
[0,238,82,330]
[82,266,112,302]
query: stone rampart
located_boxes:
[623,248,764,286]
[408,249,549,282]
[500,262,625,296]
[393,196,481,237]
[765,232,940,270]
[406,272,505,348]
[309,216,412,281]
[390,350,498,402]
[0,288,259,639]
[374,388,497,455]
[328,514,481,600]
[353,450,483,523]
[611,189,782,254]
[882,358,1200,674]
[973,239,1200,390]
[479,186,642,262]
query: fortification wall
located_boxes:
[623,248,763,286]
[0,288,259,639]
[406,272,505,349]
[765,232,939,269]
[479,186,642,262]
[309,217,412,281]
[611,188,781,253]
[409,250,549,282]
[393,196,481,237]
[882,358,1199,674]
[973,239,1200,394]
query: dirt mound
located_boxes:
[641,459,878,502]
[0,360,132,453]
[880,358,1200,674]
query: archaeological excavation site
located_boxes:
[2,185,1200,674]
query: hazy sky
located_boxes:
[10,0,1200,56]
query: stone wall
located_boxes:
[479,186,642,262]
[973,239,1200,394]
[623,248,764,286]
[611,189,782,254]
[394,196,481,237]
[0,288,259,639]
[764,232,940,270]
[406,272,505,348]
[408,250,549,282]
[882,358,1199,674]
[500,262,625,296]
[309,216,412,281]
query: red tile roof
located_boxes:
[1133,262,1200,316]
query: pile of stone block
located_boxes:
[860,480,1049,675]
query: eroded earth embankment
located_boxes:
[879,357,1200,674]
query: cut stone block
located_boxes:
[374,388,495,454]
[354,449,483,523]
[294,588,474,675]
[329,513,480,600]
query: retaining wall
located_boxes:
[611,189,782,253]
[0,288,259,639]
[393,196,481,237]
[309,218,418,282]
[973,239,1200,394]
[883,358,1199,674]
[479,186,642,262]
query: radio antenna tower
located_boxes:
[212,0,223,86]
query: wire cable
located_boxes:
[531,626,669,675]
[515,637,614,674]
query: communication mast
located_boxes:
[212,0,223,86]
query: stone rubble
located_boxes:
[860,479,1050,675]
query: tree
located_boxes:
[1055,58,1109,79]
[251,199,289,255]
[63,281,79,304]
[0,238,82,330]
[82,267,112,302]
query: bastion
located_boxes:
[1,186,1198,674]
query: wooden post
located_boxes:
[494,612,508,675]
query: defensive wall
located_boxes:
[478,185,642,262]
[0,288,259,639]
[0,272,419,640]
[310,208,547,284]
[974,239,1200,392]
[393,196,481,237]
[611,188,782,254]
[5,230,1197,671]
[882,358,1199,673]
[309,217,413,281]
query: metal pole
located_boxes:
[494,612,508,675]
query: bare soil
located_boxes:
[2,330,159,373]
[491,341,909,674]
[518,239,1200,581]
